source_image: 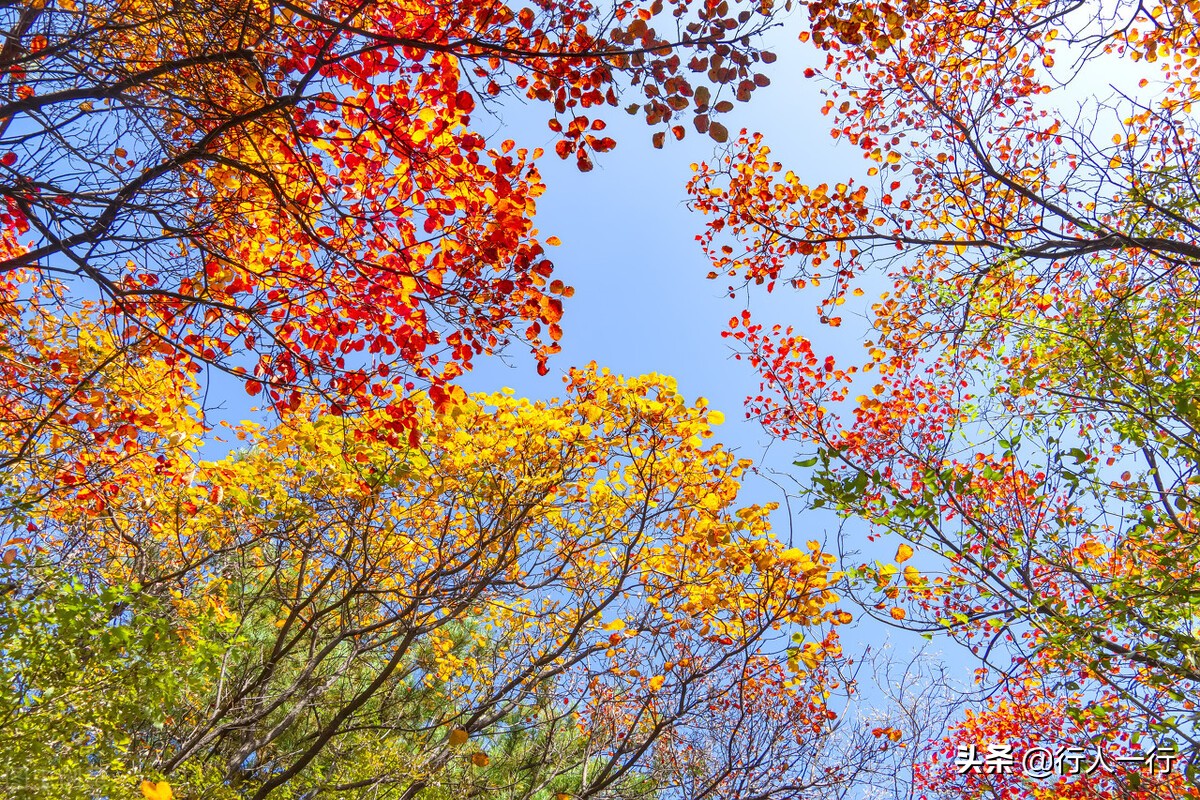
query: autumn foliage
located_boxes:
[0,0,892,794]
[2,362,863,796]
[690,0,1200,790]
[13,0,1200,793]
[1,0,779,443]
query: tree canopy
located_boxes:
[2,362,871,798]
[690,0,1200,793]
[1,0,778,440]
[8,0,1200,796]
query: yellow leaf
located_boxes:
[708,410,725,425]
[602,619,626,632]
[799,645,821,669]
[780,547,804,562]
[141,782,173,800]
[546,236,562,246]
[471,752,490,767]
[889,607,906,620]
[903,565,921,586]
[895,543,914,563]
[648,674,665,691]
[448,728,469,746]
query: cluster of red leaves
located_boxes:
[918,683,1199,800]
[1,0,781,442]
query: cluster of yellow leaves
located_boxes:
[26,359,845,723]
